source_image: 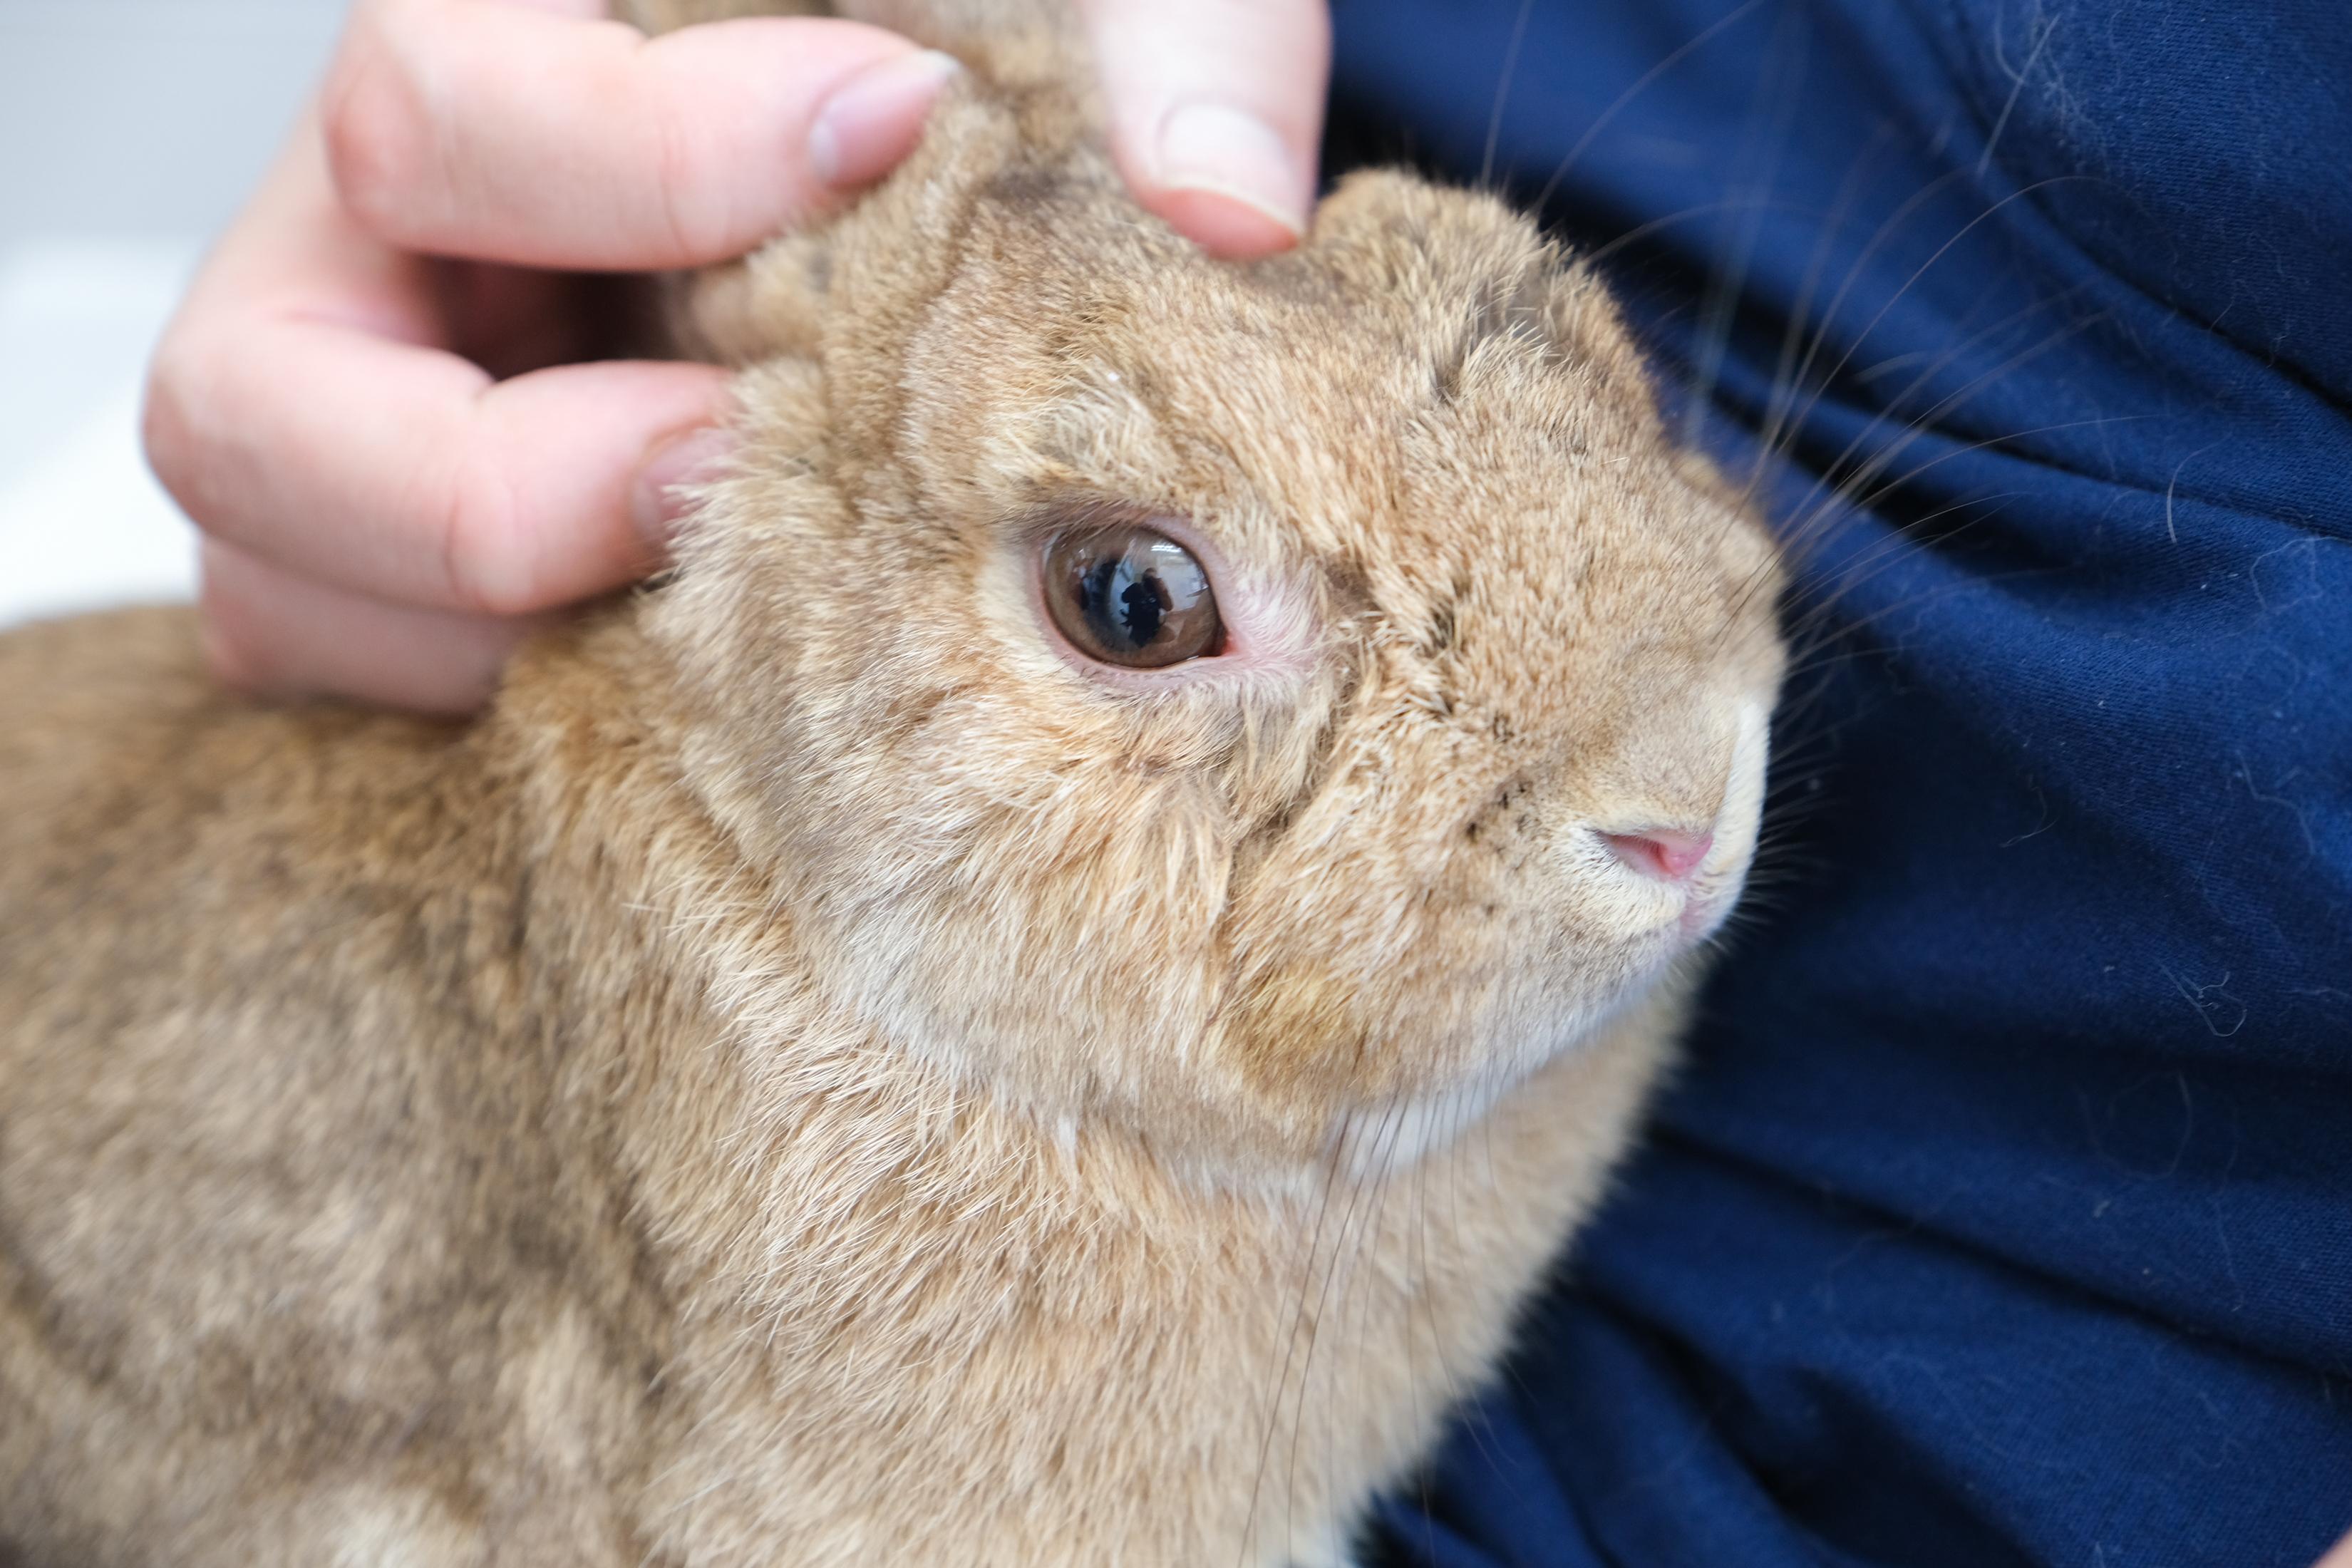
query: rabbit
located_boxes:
[0,1,1786,1563]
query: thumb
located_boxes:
[1078,0,1331,259]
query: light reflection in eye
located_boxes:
[1041,525,1223,669]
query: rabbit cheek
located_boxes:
[1213,850,1540,1135]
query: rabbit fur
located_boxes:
[0,1,1785,1562]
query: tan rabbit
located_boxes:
[0,1,1785,1563]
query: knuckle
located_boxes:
[141,329,223,525]
[650,103,735,262]
[320,11,433,233]
[196,568,275,693]
[438,447,538,618]
[140,344,198,504]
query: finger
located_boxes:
[1079,0,1330,259]
[148,122,738,619]
[200,538,544,716]
[158,319,734,615]
[324,0,960,270]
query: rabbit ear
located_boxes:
[1306,171,1549,292]
[1528,260,1656,389]
[1429,255,1566,401]
[1308,171,1650,406]
[674,232,837,366]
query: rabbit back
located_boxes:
[0,609,673,1564]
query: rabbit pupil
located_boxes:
[1096,565,1167,649]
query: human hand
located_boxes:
[1080,0,1331,258]
[146,0,1330,714]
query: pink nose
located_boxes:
[1604,827,1715,882]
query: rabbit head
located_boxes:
[649,86,1786,1174]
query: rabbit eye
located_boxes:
[1042,525,1224,669]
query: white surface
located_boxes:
[0,1,344,249]
[0,0,345,629]
[0,241,205,628]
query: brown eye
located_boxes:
[1042,525,1224,669]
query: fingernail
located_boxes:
[631,425,736,560]
[1155,102,1309,242]
[807,48,963,189]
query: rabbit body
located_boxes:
[0,611,1676,1568]
[0,3,1786,1564]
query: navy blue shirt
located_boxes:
[1324,3,2352,1563]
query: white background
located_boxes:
[0,0,345,628]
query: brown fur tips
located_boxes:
[0,3,1784,1563]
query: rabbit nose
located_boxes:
[1602,827,1714,882]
